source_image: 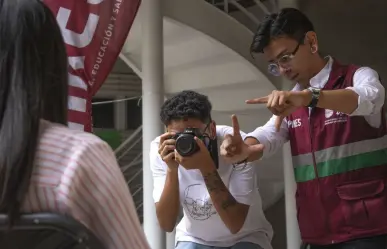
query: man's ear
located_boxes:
[209,120,217,139]
[305,31,319,53]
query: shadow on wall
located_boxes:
[265,196,286,249]
[299,0,387,86]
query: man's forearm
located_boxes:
[301,89,358,114]
[244,137,263,162]
[155,168,180,232]
[200,163,249,234]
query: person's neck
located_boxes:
[299,56,328,88]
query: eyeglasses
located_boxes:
[201,122,212,146]
[268,38,303,77]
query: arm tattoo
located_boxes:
[203,170,237,210]
[202,171,225,192]
[221,197,237,210]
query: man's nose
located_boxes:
[278,65,290,75]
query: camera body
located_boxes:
[173,128,204,157]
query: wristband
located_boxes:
[232,158,247,170]
[306,87,321,108]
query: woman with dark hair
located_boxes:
[0,1,150,248]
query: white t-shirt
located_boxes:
[150,125,273,249]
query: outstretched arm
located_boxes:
[245,114,289,160]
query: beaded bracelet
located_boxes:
[232,158,248,170]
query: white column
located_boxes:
[166,230,176,249]
[114,95,127,130]
[283,142,302,248]
[276,0,302,247]
[141,0,166,247]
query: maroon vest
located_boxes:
[287,60,387,245]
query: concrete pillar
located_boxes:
[283,142,302,249]
[166,229,176,249]
[141,0,166,247]
[114,95,127,130]
[276,0,302,246]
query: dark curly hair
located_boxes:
[250,8,314,54]
[160,90,212,126]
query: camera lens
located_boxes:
[176,136,193,154]
[176,134,198,156]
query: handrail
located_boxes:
[117,136,142,161]
[229,0,260,25]
[114,125,143,155]
[252,0,270,14]
[208,0,278,30]
[121,154,143,173]
[127,167,143,185]
[132,186,143,197]
[224,0,229,12]
[136,202,143,211]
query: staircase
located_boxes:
[207,0,276,14]
[206,0,278,32]
[114,127,144,223]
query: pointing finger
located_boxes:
[231,115,241,137]
[245,96,269,104]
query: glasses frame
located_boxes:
[267,35,306,76]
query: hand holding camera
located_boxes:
[158,132,179,170]
[172,128,216,171]
[174,135,215,172]
[159,128,218,171]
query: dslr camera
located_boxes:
[173,128,206,156]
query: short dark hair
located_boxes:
[250,8,314,53]
[160,90,212,126]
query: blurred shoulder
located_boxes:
[39,120,113,155]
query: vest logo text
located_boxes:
[288,118,302,129]
[325,109,347,125]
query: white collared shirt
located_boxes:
[247,57,385,158]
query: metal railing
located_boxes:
[114,125,144,218]
[207,0,278,29]
[114,125,142,157]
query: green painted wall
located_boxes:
[94,130,122,150]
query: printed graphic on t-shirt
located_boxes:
[183,184,217,220]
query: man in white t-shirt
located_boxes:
[150,90,273,249]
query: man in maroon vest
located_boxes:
[220,8,387,249]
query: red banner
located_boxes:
[44,0,141,132]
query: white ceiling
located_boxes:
[120,0,276,112]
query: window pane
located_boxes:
[92,98,115,129]
[126,98,142,129]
